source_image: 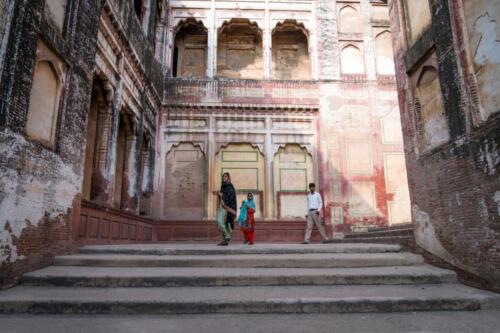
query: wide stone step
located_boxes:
[21,265,456,287]
[54,252,424,269]
[77,243,401,256]
[1,284,498,314]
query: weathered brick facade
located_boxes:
[388,0,500,291]
[0,0,163,288]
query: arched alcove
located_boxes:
[340,44,365,74]
[26,60,61,147]
[273,144,314,219]
[415,64,450,150]
[173,19,208,77]
[272,20,311,80]
[217,19,263,79]
[339,5,363,34]
[375,30,396,75]
[163,142,206,219]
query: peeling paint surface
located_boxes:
[494,191,500,216]
[0,129,80,265]
[478,139,499,175]
[464,0,500,120]
[473,12,500,66]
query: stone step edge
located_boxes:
[76,246,402,256]
[53,254,424,268]
[21,273,457,288]
[0,297,485,315]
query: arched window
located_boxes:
[272,20,311,80]
[26,60,61,147]
[341,45,365,74]
[173,19,208,77]
[339,5,363,34]
[375,30,395,75]
[217,19,263,79]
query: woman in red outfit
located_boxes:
[238,192,256,245]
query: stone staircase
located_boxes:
[0,243,498,314]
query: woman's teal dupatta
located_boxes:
[238,193,256,227]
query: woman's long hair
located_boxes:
[222,172,231,183]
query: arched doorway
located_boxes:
[214,143,266,218]
[273,144,314,219]
[163,142,206,219]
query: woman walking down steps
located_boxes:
[216,172,237,246]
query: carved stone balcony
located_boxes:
[163,78,320,109]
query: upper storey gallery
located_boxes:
[164,0,394,80]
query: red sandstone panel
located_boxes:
[88,217,100,238]
[78,215,87,238]
[110,222,120,239]
[120,223,129,240]
[129,225,137,240]
[101,219,110,238]
[145,227,153,241]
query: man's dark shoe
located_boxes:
[301,241,309,244]
[217,240,229,246]
[322,239,330,244]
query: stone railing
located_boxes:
[164,78,320,107]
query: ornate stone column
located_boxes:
[207,0,217,77]
[90,82,114,204]
[121,115,143,213]
[106,54,125,206]
[263,0,272,79]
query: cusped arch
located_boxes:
[340,44,365,74]
[216,141,265,156]
[375,30,395,75]
[173,18,208,36]
[217,18,264,79]
[271,19,311,80]
[272,19,310,37]
[173,18,208,77]
[339,5,363,33]
[217,18,262,36]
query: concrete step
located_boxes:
[21,265,456,287]
[0,284,498,314]
[54,252,424,269]
[77,243,402,256]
